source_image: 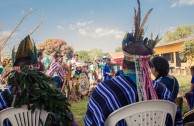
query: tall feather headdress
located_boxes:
[12,35,38,66]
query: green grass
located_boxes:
[71,74,192,126]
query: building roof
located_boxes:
[107,51,124,59]
[155,36,194,47]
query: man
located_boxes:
[84,1,182,125]
[102,58,112,81]
[48,53,64,88]
[34,51,44,71]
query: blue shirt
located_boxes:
[159,76,179,100]
[102,63,111,81]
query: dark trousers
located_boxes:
[54,76,62,88]
[185,90,194,109]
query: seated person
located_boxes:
[150,56,179,100]
[185,66,194,109]
[84,2,182,125]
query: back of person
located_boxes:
[160,75,179,100]
[84,75,182,126]
[150,56,179,101]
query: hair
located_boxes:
[74,54,79,57]
[123,42,153,70]
[38,51,43,58]
[190,66,194,75]
[151,56,169,80]
[53,53,59,59]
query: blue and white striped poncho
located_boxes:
[84,75,183,126]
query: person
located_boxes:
[35,51,44,71]
[84,1,182,126]
[102,58,112,81]
[115,66,124,77]
[184,66,194,109]
[150,56,179,100]
[48,53,64,89]
[0,35,76,126]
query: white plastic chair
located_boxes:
[105,100,177,126]
[0,105,50,126]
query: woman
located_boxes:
[150,56,179,100]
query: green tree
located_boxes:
[75,50,91,62]
[162,25,194,43]
[115,47,122,52]
[179,40,194,67]
[89,48,103,61]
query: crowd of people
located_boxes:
[0,1,194,126]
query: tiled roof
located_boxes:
[107,51,124,59]
[155,36,194,47]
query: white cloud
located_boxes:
[57,25,65,30]
[69,20,125,39]
[171,0,194,8]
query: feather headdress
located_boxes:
[122,0,159,101]
[12,35,38,66]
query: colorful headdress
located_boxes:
[122,0,159,101]
[12,35,38,66]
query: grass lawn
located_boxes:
[71,74,192,126]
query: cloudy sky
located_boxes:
[0,0,194,53]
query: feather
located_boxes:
[12,46,15,66]
[139,8,153,38]
[33,41,38,64]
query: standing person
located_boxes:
[84,1,182,125]
[102,58,112,81]
[48,54,64,89]
[37,51,44,71]
[150,56,179,100]
[185,66,194,109]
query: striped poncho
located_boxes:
[84,75,183,126]
[48,61,64,82]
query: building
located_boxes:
[154,37,194,69]
[107,51,124,66]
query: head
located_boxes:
[190,66,194,76]
[106,58,111,65]
[150,56,169,80]
[122,42,153,71]
[38,51,43,60]
[74,54,79,62]
[53,54,61,62]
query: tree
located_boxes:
[75,48,104,62]
[89,48,103,61]
[162,25,194,43]
[115,47,122,52]
[179,40,194,67]
[75,50,90,62]
[37,39,74,59]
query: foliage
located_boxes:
[89,48,103,61]
[37,39,74,59]
[162,25,194,43]
[115,47,122,52]
[7,67,72,126]
[179,40,194,67]
[75,50,90,62]
[75,48,103,62]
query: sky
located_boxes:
[0,0,194,53]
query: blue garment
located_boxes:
[84,75,183,126]
[102,63,111,81]
[54,76,62,88]
[115,70,124,77]
[0,87,12,126]
[191,76,194,84]
[159,76,179,100]
[75,70,82,76]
